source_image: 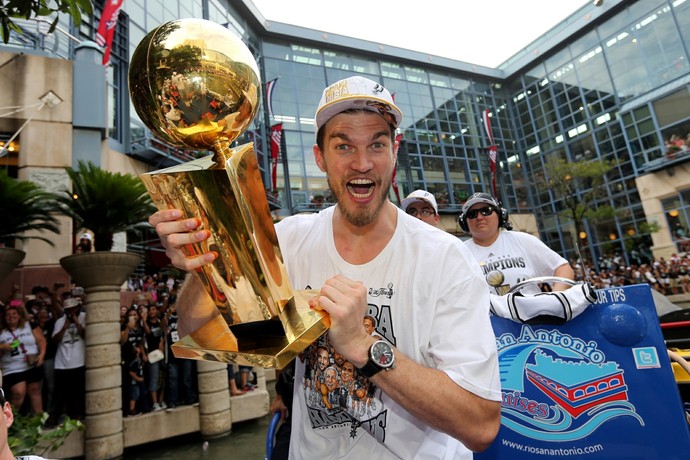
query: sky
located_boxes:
[251,0,591,68]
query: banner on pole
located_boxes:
[96,0,123,66]
[265,78,279,120]
[482,109,498,198]
[270,123,283,192]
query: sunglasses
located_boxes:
[466,206,495,219]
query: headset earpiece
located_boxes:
[458,212,469,232]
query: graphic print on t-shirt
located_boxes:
[300,282,397,441]
[478,254,528,295]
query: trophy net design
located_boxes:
[129,18,329,368]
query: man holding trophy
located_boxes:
[149,75,501,459]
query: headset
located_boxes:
[458,194,512,232]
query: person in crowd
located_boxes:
[119,306,128,327]
[460,192,575,295]
[163,302,198,409]
[142,276,158,303]
[127,341,146,417]
[74,233,93,254]
[149,76,501,458]
[226,366,245,397]
[121,308,145,356]
[401,189,440,228]
[128,275,143,292]
[142,303,165,411]
[238,366,256,392]
[0,305,46,414]
[50,297,85,424]
[31,309,56,415]
[269,361,294,460]
[120,307,145,415]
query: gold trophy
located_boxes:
[129,18,328,369]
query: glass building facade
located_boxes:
[3,0,690,265]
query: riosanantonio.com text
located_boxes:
[501,438,604,456]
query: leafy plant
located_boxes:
[0,0,93,44]
[56,161,156,251]
[0,169,65,247]
[639,220,661,235]
[8,412,84,456]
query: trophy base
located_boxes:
[171,290,329,369]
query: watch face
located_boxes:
[371,341,395,368]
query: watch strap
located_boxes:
[357,359,383,378]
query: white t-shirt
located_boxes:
[0,323,38,376]
[52,312,86,370]
[277,206,501,460]
[464,230,569,296]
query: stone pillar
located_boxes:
[60,252,142,460]
[196,360,232,438]
[83,289,124,460]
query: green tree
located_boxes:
[56,161,156,251]
[0,0,93,44]
[0,170,65,247]
[542,158,616,245]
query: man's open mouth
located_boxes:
[347,179,375,198]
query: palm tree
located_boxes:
[0,169,64,248]
[56,161,156,251]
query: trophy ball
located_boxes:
[129,18,261,150]
[486,270,505,287]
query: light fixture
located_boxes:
[579,231,587,240]
[669,209,679,217]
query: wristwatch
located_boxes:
[357,339,396,378]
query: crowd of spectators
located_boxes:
[122,274,256,416]
[0,283,83,425]
[0,272,257,424]
[573,251,690,296]
[664,133,690,158]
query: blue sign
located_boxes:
[477,284,690,460]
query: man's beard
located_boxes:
[327,174,392,227]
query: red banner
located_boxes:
[270,123,283,193]
[96,0,123,66]
[482,109,498,198]
[392,133,403,205]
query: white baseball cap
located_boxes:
[314,76,402,132]
[401,190,438,214]
[63,298,81,309]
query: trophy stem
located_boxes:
[212,138,233,163]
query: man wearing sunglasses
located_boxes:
[401,190,440,228]
[461,193,575,296]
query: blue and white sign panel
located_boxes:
[477,284,690,460]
